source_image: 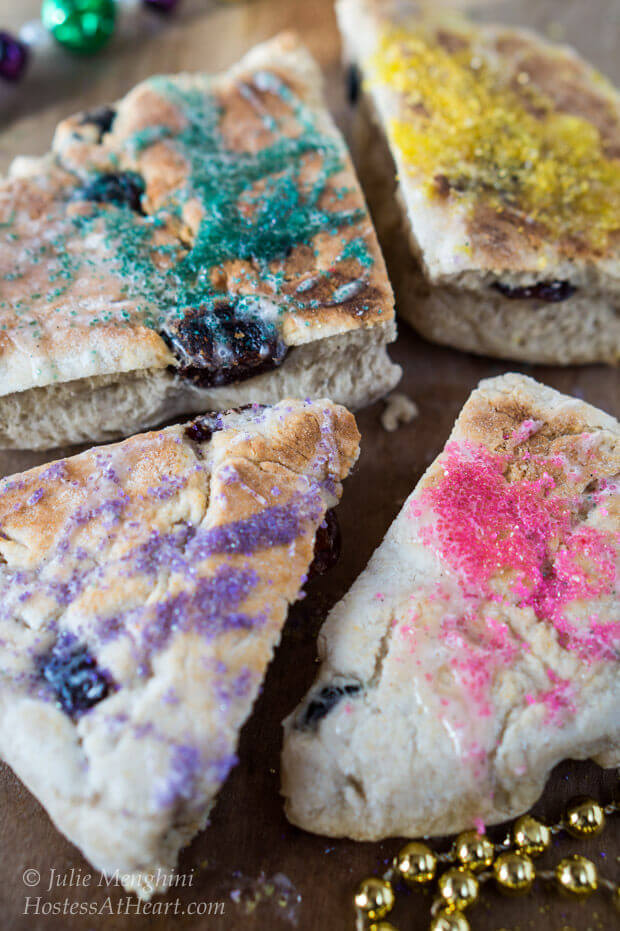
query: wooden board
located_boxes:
[0,2,618,929]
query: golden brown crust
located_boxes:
[495,33,620,158]
[0,400,359,559]
[450,374,620,494]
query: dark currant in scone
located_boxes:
[74,171,145,213]
[37,633,112,717]
[78,105,116,140]
[308,509,341,578]
[493,280,577,302]
[297,679,362,730]
[184,412,225,443]
[184,404,268,443]
[163,301,288,388]
[346,64,361,105]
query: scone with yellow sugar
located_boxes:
[337,0,620,364]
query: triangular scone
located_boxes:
[0,399,359,896]
[283,375,619,839]
[0,31,400,449]
[337,0,620,364]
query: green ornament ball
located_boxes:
[41,0,116,54]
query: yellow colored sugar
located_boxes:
[371,27,620,252]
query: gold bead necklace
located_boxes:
[353,798,619,931]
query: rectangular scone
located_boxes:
[337,0,620,364]
[0,31,400,449]
[282,375,619,839]
[0,399,359,895]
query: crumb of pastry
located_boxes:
[381,391,418,431]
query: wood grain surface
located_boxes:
[0,1,618,929]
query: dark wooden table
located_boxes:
[0,1,618,928]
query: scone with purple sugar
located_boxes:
[337,0,620,364]
[283,375,619,839]
[0,31,399,449]
[0,399,359,897]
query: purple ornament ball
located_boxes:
[0,31,29,82]
[143,0,180,14]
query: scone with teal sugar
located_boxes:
[0,399,359,896]
[282,375,619,839]
[0,31,399,449]
[337,0,620,364]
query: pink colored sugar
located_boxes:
[525,671,576,725]
[406,439,618,721]
[440,610,520,715]
[414,441,616,664]
[507,419,543,446]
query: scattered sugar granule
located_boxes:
[381,392,419,432]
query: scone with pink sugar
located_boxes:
[282,374,619,839]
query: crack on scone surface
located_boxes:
[344,772,367,803]
[368,613,397,688]
[307,509,341,578]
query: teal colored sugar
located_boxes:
[73,71,373,341]
[2,69,376,356]
[339,236,373,268]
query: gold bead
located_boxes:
[437,868,479,910]
[452,830,495,872]
[430,909,471,931]
[370,924,400,931]
[555,855,598,897]
[395,841,437,884]
[354,877,395,919]
[493,852,535,894]
[512,814,551,857]
[565,796,605,838]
